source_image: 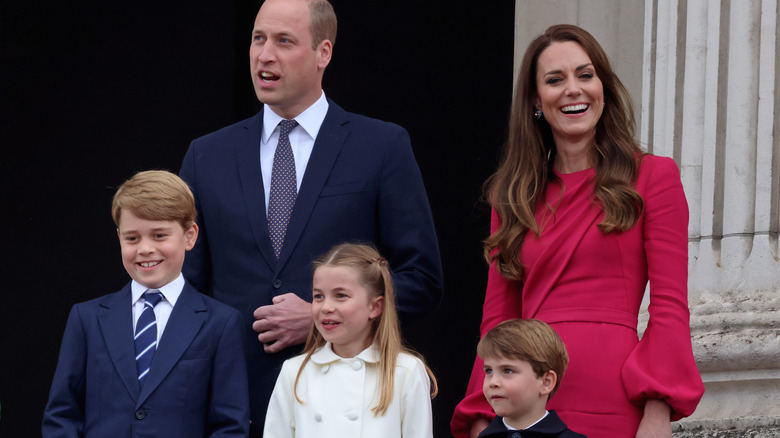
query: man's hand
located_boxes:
[252,293,312,353]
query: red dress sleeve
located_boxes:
[620,156,705,419]
[450,209,524,438]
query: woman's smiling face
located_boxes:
[535,41,604,148]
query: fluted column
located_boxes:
[641,0,780,435]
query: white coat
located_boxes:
[263,342,434,438]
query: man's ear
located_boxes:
[316,39,332,70]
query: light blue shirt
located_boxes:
[131,273,185,346]
[261,91,329,215]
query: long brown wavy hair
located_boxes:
[294,243,437,416]
[485,24,644,280]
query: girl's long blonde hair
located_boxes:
[294,243,437,416]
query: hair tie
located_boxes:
[373,257,388,267]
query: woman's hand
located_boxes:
[470,417,490,438]
[636,399,672,438]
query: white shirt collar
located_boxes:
[310,342,380,365]
[130,273,185,307]
[261,91,329,143]
[503,410,549,430]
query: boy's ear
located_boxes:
[184,223,199,250]
[369,296,384,320]
[540,370,557,396]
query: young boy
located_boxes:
[42,170,250,438]
[477,319,586,438]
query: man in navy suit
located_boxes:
[42,171,249,437]
[179,0,443,434]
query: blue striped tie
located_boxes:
[268,119,299,258]
[134,291,163,386]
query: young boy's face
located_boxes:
[482,355,554,428]
[117,210,198,290]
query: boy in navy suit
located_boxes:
[43,170,250,438]
[477,319,586,438]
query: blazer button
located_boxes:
[511,432,522,438]
[351,361,363,371]
[314,412,323,422]
[273,279,283,289]
[346,410,359,421]
[134,410,146,420]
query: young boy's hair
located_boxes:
[294,242,438,415]
[478,319,569,398]
[111,170,196,229]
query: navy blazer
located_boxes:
[478,411,587,438]
[42,282,250,438]
[180,100,443,430]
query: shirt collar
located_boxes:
[310,342,380,365]
[130,273,185,307]
[261,91,329,143]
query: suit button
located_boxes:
[135,410,146,420]
[512,433,522,438]
[273,279,283,289]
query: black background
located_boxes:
[0,1,515,436]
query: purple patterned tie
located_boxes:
[268,119,299,258]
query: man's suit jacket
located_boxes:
[42,282,250,438]
[179,100,443,430]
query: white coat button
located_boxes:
[321,364,330,373]
[346,410,359,421]
[351,361,362,371]
[314,412,323,422]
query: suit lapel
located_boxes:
[234,110,278,268]
[97,284,141,401]
[137,283,206,406]
[275,101,350,272]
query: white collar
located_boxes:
[310,342,380,365]
[130,273,185,307]
[261,91,329,143]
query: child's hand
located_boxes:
[253,293,311,353]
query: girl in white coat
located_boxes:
[264,243,438,438]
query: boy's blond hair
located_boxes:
[112,170,196,230]
[478,319,569,397]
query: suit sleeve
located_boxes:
[451,209,523,438]
[377,127,443,320]
[180,140,213,294]
[621,156,704,419]
[206,309,250,437]
[42,305,87,438]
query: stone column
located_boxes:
[641,0,780,435]
[516,0,780,435]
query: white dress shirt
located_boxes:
[260,91,329,215]
[130,273,185,346]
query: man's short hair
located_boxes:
[308,0,336,49]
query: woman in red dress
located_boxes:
[451,25,704,438]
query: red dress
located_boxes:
[452,156,704,438]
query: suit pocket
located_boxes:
[319,181,367,197]
[179,348,210,361]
